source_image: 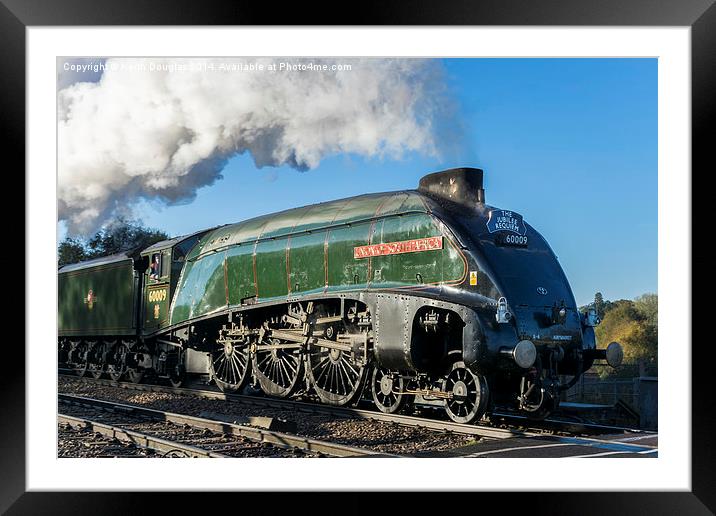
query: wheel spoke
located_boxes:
[218,356,228,379]
[343,359,359,380]
[277,357,289,387]
[336,360,349,394]
[315,358,331,383]
[231,355,240,384]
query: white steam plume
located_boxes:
[58,58,453,235]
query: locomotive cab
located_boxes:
[140,229,212,335]
[140,246,172,332]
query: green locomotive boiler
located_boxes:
[58,168,621,423]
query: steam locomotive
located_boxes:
[58,167,622,423]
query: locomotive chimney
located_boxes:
[418,167,485,207]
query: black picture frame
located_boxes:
[5,0,712,514]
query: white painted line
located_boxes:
[617,435,659,443]
[556,435,658,450]
[571,448,659,458]
[466,443,571,457]
[572,450,629,458]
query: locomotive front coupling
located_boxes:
[583,341,624,368]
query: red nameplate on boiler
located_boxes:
[353,236,443,259]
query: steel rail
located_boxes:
[58,413,228,458]
[59,374,655,442]
[59,393,392,457]
[59,376,658,455]
[59,374,524,439]
[491,411,652,436]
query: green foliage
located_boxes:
[57,237,88,267]
[634,293,658,327]
[86,217,169,257]
[594,292,658,376]
[58,218,169,266]
[579,291,622,320]
[594,292,604,319]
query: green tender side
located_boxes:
[169,191,467,326]
[58,254,138,337]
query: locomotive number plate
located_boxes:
[148,288,168,302]
[495,233,528,247]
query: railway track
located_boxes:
[58,373,654,442]
[59,413,230,458]
[58,375,658,457]
[59,373,529,440]
[59,393,393,458]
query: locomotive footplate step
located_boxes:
[412,434,658,458]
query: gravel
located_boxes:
[58,376,479,456]
[59,423,154,458]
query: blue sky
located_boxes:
[59,58,657,306]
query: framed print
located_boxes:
[5,0,713,513]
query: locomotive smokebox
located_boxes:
[418,167,485,207]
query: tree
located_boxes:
[85,217,169,257]
[634,293,658,327]
[580,291,616,319]
[595,294,658,376]
[594,292,604,319]
[58,218,169,266]
[57,237,88,267]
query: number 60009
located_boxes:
[502,234,528,246]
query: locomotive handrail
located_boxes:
[187,208,432,262]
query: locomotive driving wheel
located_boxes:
[443,361,488,424]
[307,323,366,406]
[106,341,128,381]
[371,366,414,414]
[124,341,144,384]
[253,337,304,398]
[72,341,90,377]
[168,350,186,389]
[211,332,250,392]
[86,341,107,379]
[58,339,70,368]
